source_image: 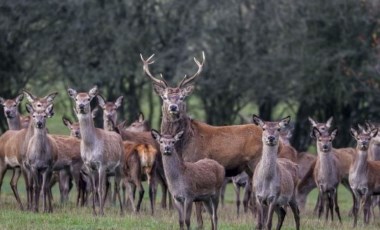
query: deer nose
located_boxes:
[36,121,43,128]
[268,136,275,142]
[5,110,11,116]
[322,144,329,150]
[75,131,80,137]
[169,104,178,112]
[79,104,85,109]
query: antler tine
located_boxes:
[178,51,206,88]
[140,53,168,87]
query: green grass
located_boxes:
[1,171,380,229]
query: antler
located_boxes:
[140,54,168,87]
[178,51,206,88]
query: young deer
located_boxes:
[0,91,57,210]
[62,117,81,139]
[152,129,225,230]
[252,115,300,230]
[349,126,380,227]
[25,103,58,212]
[312,128,343,223]
[125,112,151,132]
[67,86,125,216]
[305,117,356,216]
[97,95,123,131]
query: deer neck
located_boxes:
[259,143,279,178]
[103,114,117,131]
[369,141,380,161]
[317,149,335,176]
[352,149,368,176]
[77,113,97,145]
[6,113,21,130]
[162,150,185,186]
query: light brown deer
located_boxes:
[152,129,225,230]
[306,117,356,216]
[25,103,58,212]
[67,86,125,216]
[97,95,123,131]
[125,112,151,132]
[312,127,343,223]
[252,115,300,230]
[349,126,380,227]
[62,117,81,139]
[141,52,290,227]
[0,91,57,210]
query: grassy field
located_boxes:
[1,172,380,230]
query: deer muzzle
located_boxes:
[168,104,178,114]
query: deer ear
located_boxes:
[252,115,264,128]
[91,107,99,119]
[350,128,358,138]
[174,131,184,141]
[23,90,37,103]
[62,117,72,127]
[114,96,124,109]
[97,95,106,108]
[44,92,58,103]
[67,88,77,99]
[153,84,166,97]
[138,112,144,122]
[279,116,291,128]
[182,85,194,97]
[151,129,161,141]
[308,117,318,127]
[0,97,4,105]
[371,128,378,138]
[311,127,321,139]
[326,117,333,128]
[15,94,24,105]
[45,104,54,118]
[25,103,34,114]
[89,86,98,98]
[330,129,338,140]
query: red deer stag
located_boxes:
[67,86,125,216]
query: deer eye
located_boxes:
[13,104,17,107]
[87,98,91,101]
[163,96,168,100]
[179,96,184,100]
[277,128,281,132]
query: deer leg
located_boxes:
[98,167,106,216]
[126,181,136,212]
[184,198,193,230]
[220,178,228,207]
[147,168,156,215]
[243,182,251,213]
[265,198,276,230]
[212,194,220,230]
[195,201,204,229]
[203,199,214,230]
[341,179,355,217]
[333,190,342,223]
[352,193,360,227]
[363,195,371,225]
[289,197,300,230]
[233,183,241,216]
[326,192,334,222]
[317,192,324,220]
[255,200,264,230]
[24,169,33,211]
[58,169,70,204]
[90,172,97,216]
[31,168,40,213]
[173,199,185,230]
[114,168,124,216]
[274,206,286,230]
[9,168,24,210]
[135,179,144,212]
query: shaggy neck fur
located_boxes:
[162,150,185,189]
[351,149,368,177]
[316,145,335,182]
[160,104,193,154]
[103,114,117,132]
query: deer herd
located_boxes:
[0,52,380,229]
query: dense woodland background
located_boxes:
[1,0,380,151]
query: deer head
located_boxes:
[23,90,58,112]
[0,94,24,119]
[126,112,150,132]
[26,103,54,129]
[141,52,205,119]
[151,129,184,155]
[351,126,378,151]
[67,86,98,115]
[97,95,123,125]
[252,115,291,146]
[62,117,81,138]
[312,127,337,153]
[308,117,333,136]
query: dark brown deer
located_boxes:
[67,86,125,216]
[152,129,225,230]
[25,103,58,212]
[252,115,300,230]
[141,52,281,227]
[0,91,57,210]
